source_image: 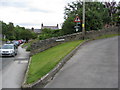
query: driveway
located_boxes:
[1,44,30,88]
[45,36,118,88]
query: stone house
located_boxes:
[31,28,42,34]
[41,23,59,30]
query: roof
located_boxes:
[34,29,42,33]
[41,26,59,30]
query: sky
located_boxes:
[0,0,119,29]
[0,0,75,29]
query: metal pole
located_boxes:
[82,0,85,39]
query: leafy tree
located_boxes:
[31,32,37,39]
[114,2,120,26]
[42,28,52,33]
[104,1,117,22]
[14,25,24,40]
[39,28,63,40]
[20,29,33,42]
[1,21,8,38]
[1,21,37,41]
[62,1,113,34]
[85,2,110,30]
[62,16,76,35]
[6,22,16,40]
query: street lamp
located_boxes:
[82,0,85,40]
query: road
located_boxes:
[45,36,118,88]
[0,44,30,88]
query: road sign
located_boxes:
[77,22,81,24]
[74,26,80,28]
[76,28,79,32]
[74,16,81,22]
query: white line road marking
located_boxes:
[15,60,28,64]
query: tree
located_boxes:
[85,2,110,30]
[104,1,117,22]
[63,1,111,34]
[62,16,76,35]
[7,22,16,40]
[114,2,120,26]
[1,21,8,39]
[20,29,32,42]
[14,25,25,40]
[1,21,37,41]
[31,32,37,39]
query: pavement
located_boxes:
[45,36,118,88]
[1,44,30,88]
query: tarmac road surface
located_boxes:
[1,44,30,88]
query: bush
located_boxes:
[22,40,36,51]
[39,34,50,40]
[39,29,63,40]
[26,45,31,51]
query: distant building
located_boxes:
[34,29,42,33]
[31,27,42,33]
[41,23,59,30]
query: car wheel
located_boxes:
[15,52,17,55]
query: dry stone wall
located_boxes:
[30,26,119,56]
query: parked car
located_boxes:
[0,44,18,57]
[18,40,22,44]
[13,41,20,46]
[6,41,11,44]
[23,40,26,43]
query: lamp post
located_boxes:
[82,0,85,40]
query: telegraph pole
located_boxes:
[82,0,85,39]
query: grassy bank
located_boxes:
[96,34,119,39]
[26,40,84,84]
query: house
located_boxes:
[34,29,42,33]
[31,28,42,33]
[41,23,59,30]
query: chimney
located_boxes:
[57,24,58,28]
[31,27,34,31]
[41,23,43,28]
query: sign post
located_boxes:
[74,16,81,32]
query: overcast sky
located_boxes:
[0,0,76,29]
[0,0,119,29]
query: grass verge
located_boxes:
[26,40,85,84]
[96,34,119,39]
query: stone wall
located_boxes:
[30,26,119,56]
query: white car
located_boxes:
[0,44,18,57]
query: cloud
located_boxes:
[17,23,40,26]
[0,0,28,8]
[15,23,40,29]
[0,0,77,29]
[27,8,52,13]
[0,0,53,13]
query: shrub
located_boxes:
[39,29,63,40]
[26,45,31,51]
